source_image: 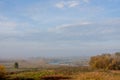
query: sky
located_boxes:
[0,0,120,59]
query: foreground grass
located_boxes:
[74,71,120,80]
[4,67,120,80]
[8,70,56,79]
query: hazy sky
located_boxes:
[0,0,120,58]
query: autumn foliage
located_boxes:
[0,65,6,79]
[89,52,120,70]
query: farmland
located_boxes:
[0,55,120,80]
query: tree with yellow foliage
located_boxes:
[89,52,120,70]
[0,65,6,79]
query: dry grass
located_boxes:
[41,75,71,80]
[7,70,55,79]
[74,71,120,80]
[3,66,120,80]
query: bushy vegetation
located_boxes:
[0,65,6,79]
[14,62,19,69]
[89,52,120,70]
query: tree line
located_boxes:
[89,52,120,70]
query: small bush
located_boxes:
[0,65,6,79]
[14,62,19,69]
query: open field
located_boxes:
[0,55,120,80]
[75,71,120,80]
[1,66,119,80]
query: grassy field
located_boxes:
[0,59,120,80]
[75,71,120,80]
[3,66,120,80]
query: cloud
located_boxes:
[0,17,30,37]
[55,0,91,9]
[55,2,65,8]
[68,1,79,8]
[55,1,79,8]
[0,16,18,32]
[0,16,8,21]
[0,21,17,27]
[0,17,119,43]
[49,18,120,34]
[48,22,91,32]
[0,21,18,35]
[47,19,120,42]
[83,0,90,3]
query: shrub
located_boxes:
[14,62,19,69]
[0,65,6,79]
[89,52,120,70]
